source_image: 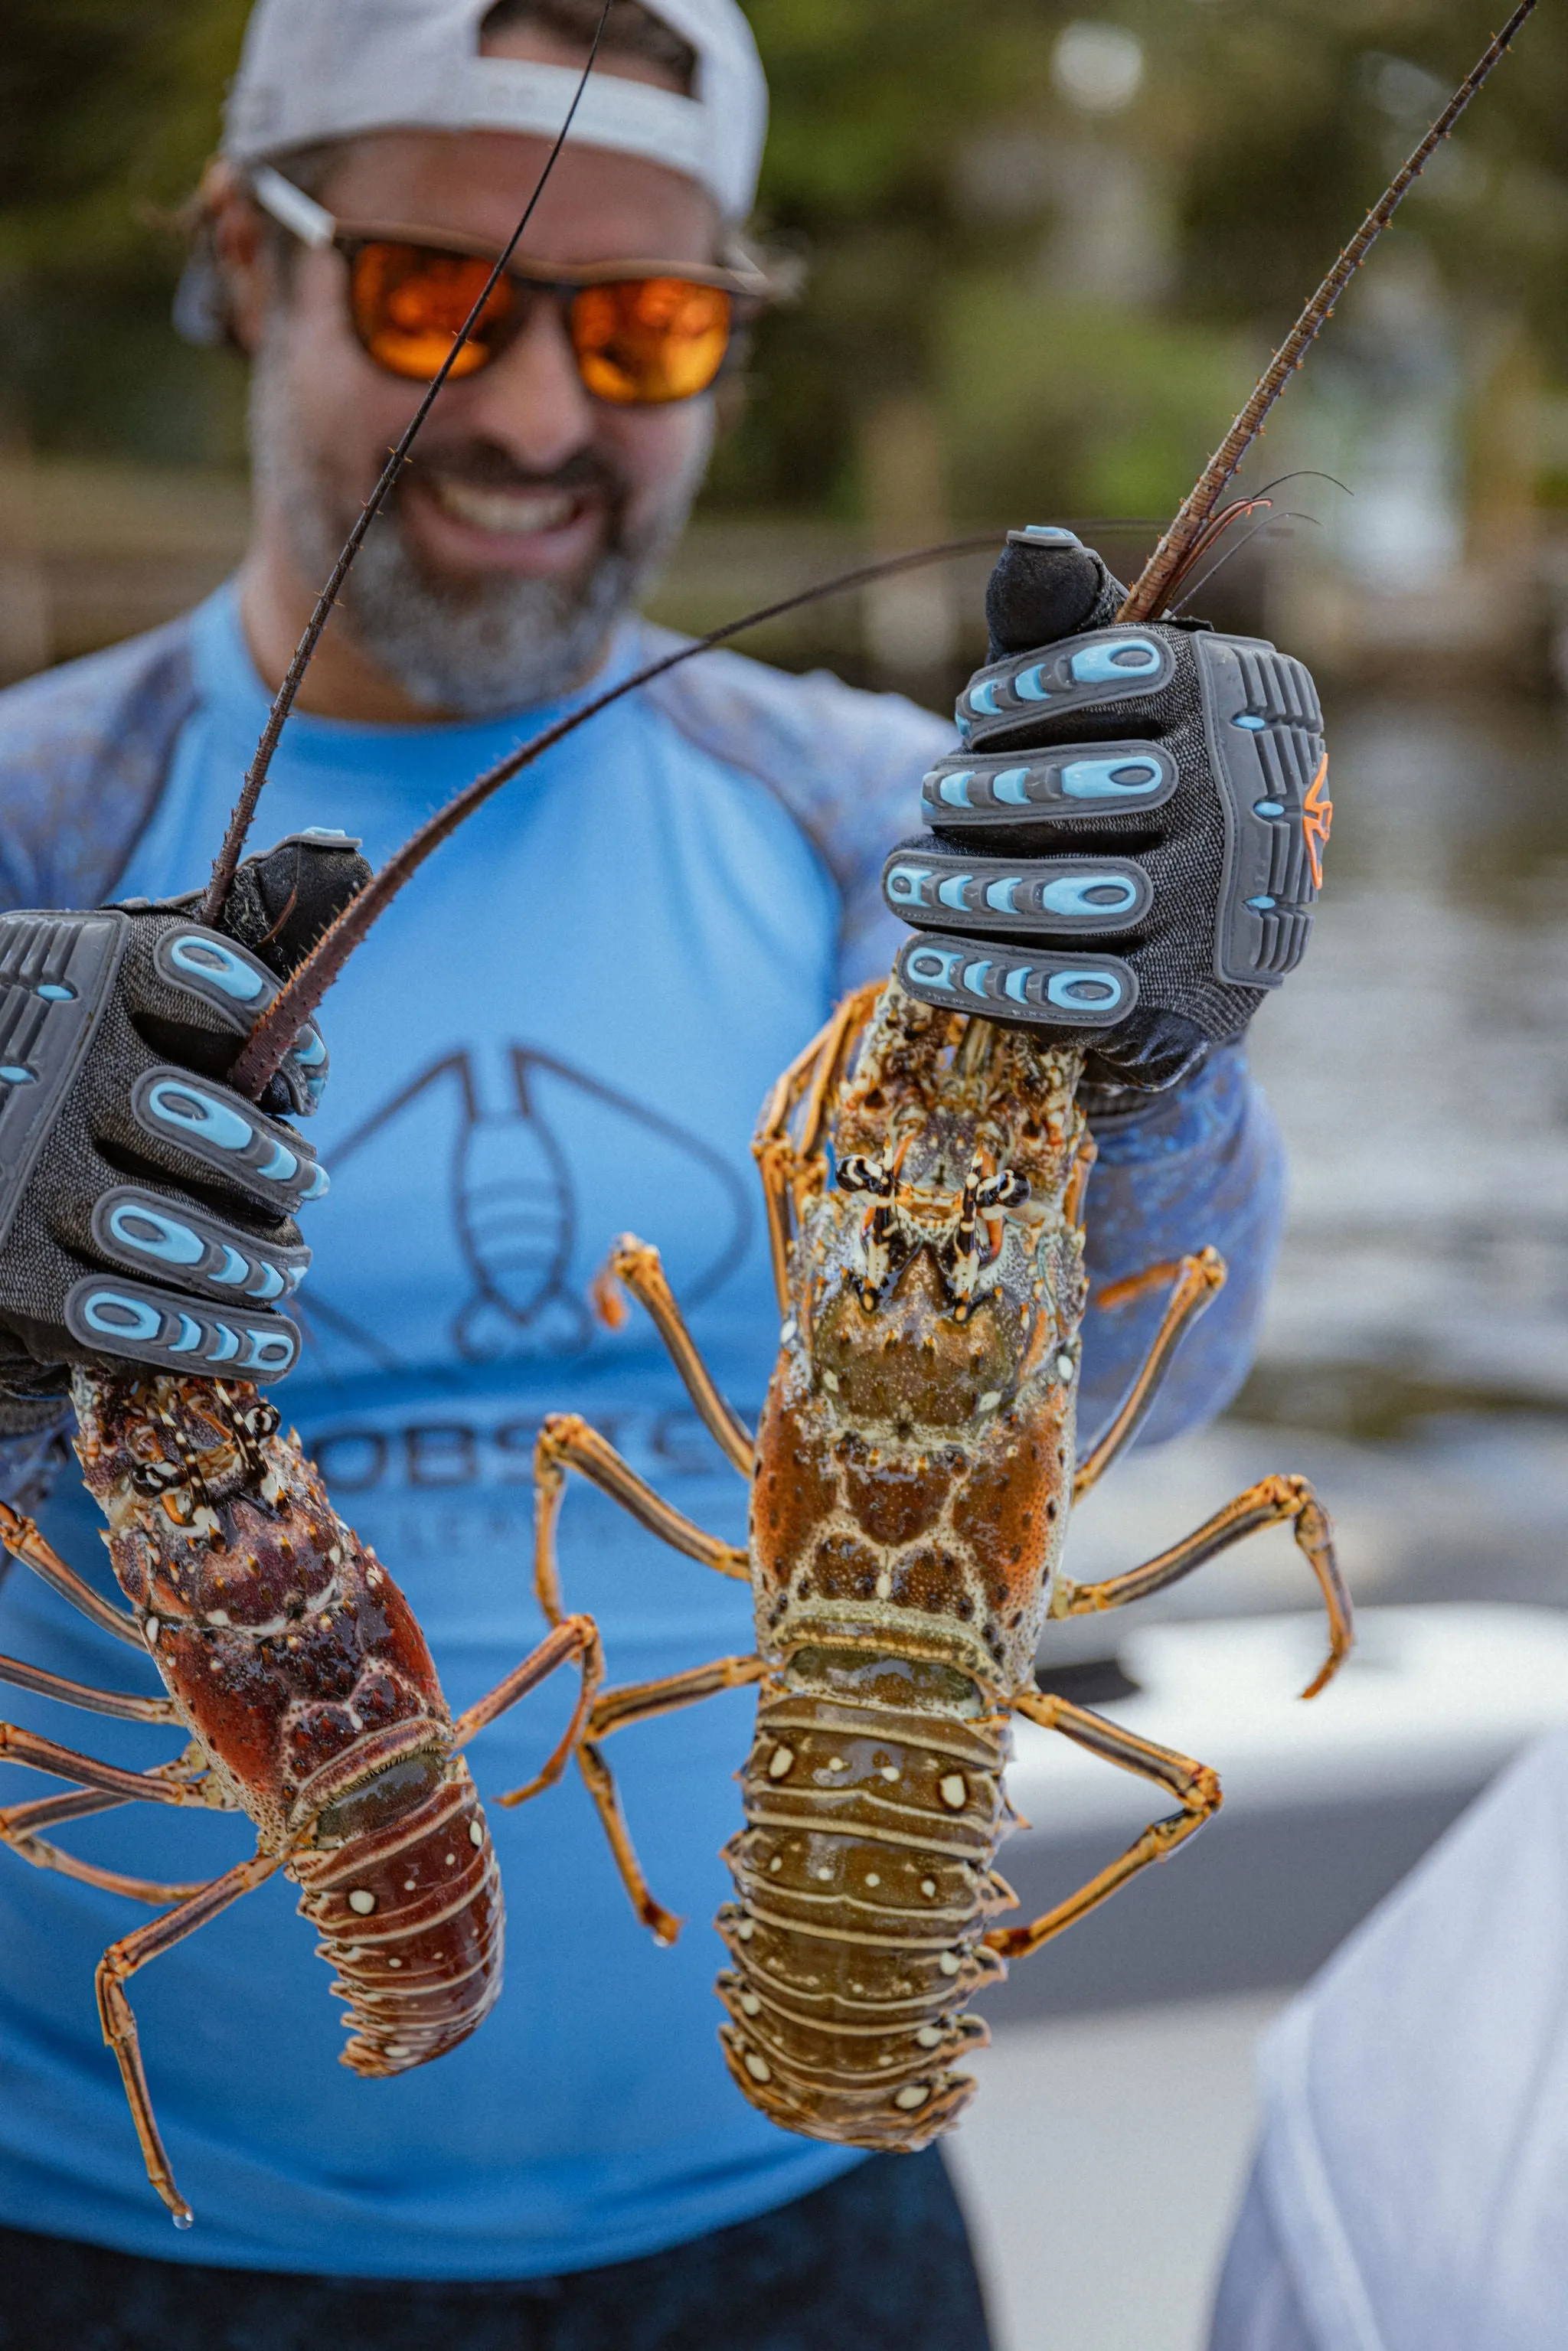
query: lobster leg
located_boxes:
[1071,1249,1227,1500]
[96,1848,283,2225]
[985,1689,1221,1961]
[590,1652,767,1740]
[0,1722,211,1808]
[596,1238,753,1475]
[0,1807,212,1906]
[1052,1474,1352,1699]
[454,1613,605,1806]
[754,982,883,1307]
[533,1416,749,1585]
[0,1500,143,1649]
[530,1437,732,1949]
[0,1649,177,1723]
[573,1734,683,1948]
[2,1754,247,1906]
[539,1660,769,1945]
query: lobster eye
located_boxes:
[837,1154,890,1196]
[314,1751,443,1844]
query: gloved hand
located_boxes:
[887,525,1331,1092]
[0,830,369,1400]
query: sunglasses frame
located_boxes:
[250,164,767,400]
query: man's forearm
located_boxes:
[1077,1044,1284,1450]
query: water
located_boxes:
[1063,686,1568,1628]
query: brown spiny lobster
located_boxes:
[0,1372,600,2225]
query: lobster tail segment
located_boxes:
[295,1759,504,2075]
[715,1659,1014,2149]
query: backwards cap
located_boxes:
[221,0,768,220]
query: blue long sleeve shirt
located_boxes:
[0,587,1284,2277]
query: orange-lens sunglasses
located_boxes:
[250,165,764,407]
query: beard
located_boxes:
[248,328,710,717]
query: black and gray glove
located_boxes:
[888,525,1331,1091]
[0,830,368,1399]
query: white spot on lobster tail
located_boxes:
[348,1888,377,1915]
[940,1775,968,1811]
[743,2050,772,2083]
[895,2084,932,2110]
[917,2026,942,2049]
[767,1745,795,1780]
[469,1820,485,1847]
[145,1617,160,1645]
[939,1951,962,1976]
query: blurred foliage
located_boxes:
[4,0,1568,514]
[0,0,251,460]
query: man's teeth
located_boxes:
[429,478,580,534]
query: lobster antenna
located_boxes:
[230,533,1003,1095]
[196,0,614,928]
[1119,0,1543,625]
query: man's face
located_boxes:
[241,44,723,713]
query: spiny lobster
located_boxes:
[528,988,1349,2147]
[0,1373,600,2225]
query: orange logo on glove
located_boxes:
[1302,755,1333,888]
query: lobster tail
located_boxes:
[296,1761,504,2075]
[714,1671,1013,2149]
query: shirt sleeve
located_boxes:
[1207,2160,1322,2351]
[1077,1044,1285,1449]
[0,1413,74,1514]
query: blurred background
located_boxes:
[7,2,1568,2343]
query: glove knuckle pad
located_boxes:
[920,740,1175,831]
[91,1185,306,1308]
[895,933,1137,1028]
[884,841,1151,934]
[152,923,279,1027]
[64,1273,299,1381]
[956,626,1175,748]
[131,1067,328,1212]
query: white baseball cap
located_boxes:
[221,0,769,220]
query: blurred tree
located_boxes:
[0,0,248,459]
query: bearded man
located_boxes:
[0,3,1313,2344]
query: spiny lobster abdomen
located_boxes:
[294,1760,503,2074]
[716,1656,1013,2149]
